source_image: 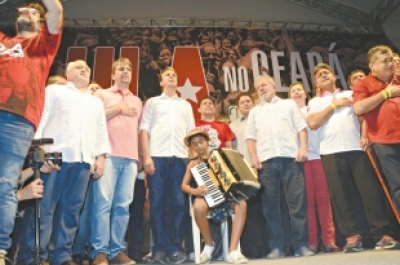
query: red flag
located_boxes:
[172,47,208,119]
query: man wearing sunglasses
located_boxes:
[0,1,63,264]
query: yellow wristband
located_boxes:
[330,103,337,110]
[386,89,392,98]
[381,90,388,100]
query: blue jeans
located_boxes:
[17,162,90,265]
[147,156,188,254]
[0,111,34,252]
[258,157,307,253]
[90,156,137,259]
[72,177,94,256]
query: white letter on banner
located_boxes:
[251,50,269,82]
[290,52,310,92]
[271,51,286,92]
[237,66,249,92]
[306,52,323,88]
[223,66,237,92]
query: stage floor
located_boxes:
[68,249,399,265]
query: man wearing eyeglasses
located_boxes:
[0,1,63,264]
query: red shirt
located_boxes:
[353,74,400,144]
[195,119,236,149]
[0,25,62,129]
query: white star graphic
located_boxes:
[177,78,202,103]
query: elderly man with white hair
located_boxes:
[245,75,313,259]
[17,60,110,265]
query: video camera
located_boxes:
[24,138,62,169]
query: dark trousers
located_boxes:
[258,157,308,253]
[373,143,400,213]
[147,157,188,254]
[321,151,392,242]
[128,179,146,259]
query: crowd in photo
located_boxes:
[1,1,400,265]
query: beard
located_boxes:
[16,18,36,33]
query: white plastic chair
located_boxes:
[189,196,239,264]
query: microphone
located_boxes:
[31,138,54,146]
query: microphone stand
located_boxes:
[31,146,45,265]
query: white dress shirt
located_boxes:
[230,116,251,163]
[139,93,195,158]
[308,90,362,155]
[35,82,110,165]
[245,96,307,162]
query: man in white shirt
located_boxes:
[17,60,110,265]
[245,75,312,259]
[307,63,398,253]
[139,67,195,264]
[230,92,254,163]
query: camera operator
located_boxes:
[0,1,63,262]
[16,60,110,265]
[4,161,58,264]
[17,161,58,202]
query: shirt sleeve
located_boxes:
[95,102,111,156]
[245,107,257,140]
[34,84,55,138]
[290,100,307,132]
[186,102,196,133]
[139,97,154,133]
[224,123,236,142]
[308,97,320,114]
[352,79,370,103]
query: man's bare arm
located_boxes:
[42,0,63,34]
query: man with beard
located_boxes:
[16,60,110,265]
[245,75,312,259]
[90,58,142,265]
[0,1,63,264]
[308,63,399,253]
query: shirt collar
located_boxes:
[260,96,280,105]
[160,92,179,99]
[321,88,341,97]
[65,82,91,95]
[111,87,132,97]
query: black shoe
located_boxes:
[152,252,167,264]
[170,251,187,264]
[61,260,78,265]
[72,254,84,265]
[132,255,144,263]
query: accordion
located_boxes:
[190,148,260,207]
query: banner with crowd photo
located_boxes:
[46,27,391,118]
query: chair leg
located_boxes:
[221,219,229,261]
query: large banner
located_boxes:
[2,26,390,117]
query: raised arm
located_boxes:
[42,0,63,34]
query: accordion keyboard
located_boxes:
[191,162,226,208]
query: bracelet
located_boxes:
[386,89,392,98]
[381,90,388,100]
[330,103,337,110]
